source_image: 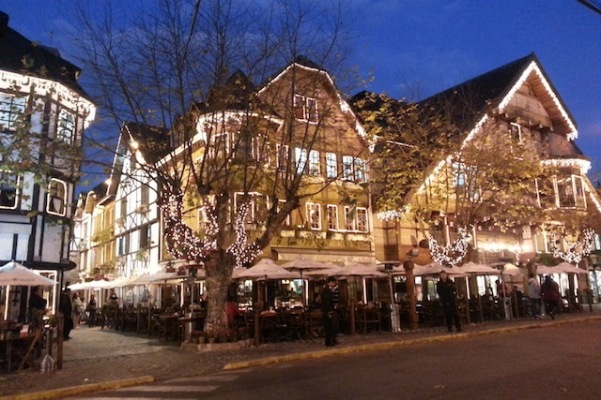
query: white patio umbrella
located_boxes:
[501,263,527,277]
[69,279,113,290]
[232,258,300,281]
[552,262,587,274]
[0,261,55,286]
[331,262,387,278]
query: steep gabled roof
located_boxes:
[123,122,171,164]
[0,12,90,99]
[420,53,577,139]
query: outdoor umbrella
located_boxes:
[69,279,112,290]
[0,261,55,286]
[232,258,300,281]
[552,262,587,274]
[501,263,527,277]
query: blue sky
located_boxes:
[2,0,600,180]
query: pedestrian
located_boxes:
[321,276,339,347]
[60,288,73,340]
[436,270,462,332]
[71,292,85,328]
[540,275,561,319]
[87,294,97,327]
[526,273,541,319]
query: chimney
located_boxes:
[0,12,8,37]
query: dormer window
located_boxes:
[509,122,523,143]
[47,178,67,216]
[0,94,26,131]
[293,94,318,123]
[57,109,75,144]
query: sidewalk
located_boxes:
[2,308,600,400]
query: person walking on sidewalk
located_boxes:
[321,276,340,347]
[541,275,561,319]
[436,271,462,332]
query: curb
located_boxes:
[1,375,155,400]
[223,315,601,371]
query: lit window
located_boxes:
[209,132,230,159]
[0,172,19,209]
[326,152,337,178]
[278,200,291,227]
[306,203,321,230]
[354,158,366,182]
[47,179,67,216]
[0,95,26,131]
[57,109,75,144]
[326,205,338,231]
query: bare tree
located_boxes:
[72,0,362,334]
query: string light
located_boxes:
[428,226,471,267]
[550,228,594,265]
[162,190,262,268]
[226,201,262,268]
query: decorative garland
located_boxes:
[428,226,471,267]
[161,189,261,268]
[226,201,262,268]
[550,228,594,265]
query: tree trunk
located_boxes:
[203,250,235,336]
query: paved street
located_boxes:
[72,320,601,400]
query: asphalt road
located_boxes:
[71,320,601,400]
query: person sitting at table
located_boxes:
[226,296,242,328]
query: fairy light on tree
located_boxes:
[550,228,595,264]
[428,226,471,267]
[227,201,262,268]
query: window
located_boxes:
[209,132,230,159]
[326,152,337,178]
[139,224,151,249]
[535,177,555,209]
[556,176,575,207]
[278,200,291,227]
[0,94,26,131]
[354,158,366,182]
[276,144,290,169]
[342,156,354,180]
[453,162,478,200]
[293,94,318,122]
[117,234,129,256]
[46,179,67,216]
[326,205,338,231]
[140,184,149,207]
[295,147,308,174]
[344,206,356,231]
[57,109,75,144]
[234,130,256,161]
[509,122,523,143]
[306,203,321,230]
[0,172,19,209]
[573,176,586,209]
[308,150,320,176]
[356,208,368,232]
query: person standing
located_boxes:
[526,273,542,319]
[71,292,85,328]
[87,294,97,327]
[321,276,339,347]
[60,288,74,340]
[436,271,462,333]
[541,275,561,319]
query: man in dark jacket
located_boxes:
[60,288,74,340]
[436,271,462,332]
[321,276,339,347]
